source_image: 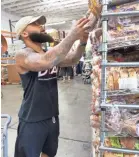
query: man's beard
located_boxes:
[29,32,54,43]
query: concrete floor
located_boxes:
[1,76,92,157]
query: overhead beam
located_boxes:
[21,8,87,17]
[3,0,39,9]
[9,0,87,12]
[1,0,20,5]
[20,11,84,23]
[34,2,88,13]
[22,10,87,18]
[34,0,88,10]
[17,4,88,15]
[9,0,75,11]
[15,4,87,15]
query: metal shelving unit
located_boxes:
[99,0,139,156]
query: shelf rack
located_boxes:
[1,31,16,39]
[107,89,139,96]
[99,0,139,156]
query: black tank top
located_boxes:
[19,66,59,122]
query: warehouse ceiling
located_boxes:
[1,0,88,29]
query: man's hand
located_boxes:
[69,18,90,41]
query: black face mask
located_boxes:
[29,32,54,43]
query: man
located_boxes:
[14,15,89,157]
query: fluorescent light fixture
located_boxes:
[47,21,66,26]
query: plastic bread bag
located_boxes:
[105,107,122,133]
[104,152,124,157]
[120,109,139,120]
[90,114,100,128]
[84,10,98,32]
[91,120,100,128]
[121,117,139,136]
[84,0,102,32]
[94,28,102,40]
[92,137,100,148]
[120,137,139,150]
[90,28,102,47]
[108,16,119,29]
[104,137,139,157]
[92,54,102,65]
[91,101,101,114]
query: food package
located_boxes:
[90,114,100,128]
[106,1,139,49]
[107,67,139,90]
[90,104,139,136]
[104,137,139,157]
[84,0,102,32]
[109,51,139,62]
[88,1,139,49]
[105,108,139,136]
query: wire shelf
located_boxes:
[102,10,139,18]
[108,0,138,8]
[100,129,139,138]
[99,146,139,154]
[105,89,139,96]
[108,42,139,51]
[102,62,139,67]
[105,132,139,138]
[98,42,139,53]
[101,103,139,109]
[98,0,139,155]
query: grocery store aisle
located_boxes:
[2,76,91,157]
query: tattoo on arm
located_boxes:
[59,44,85,67]
[16,33,76,72]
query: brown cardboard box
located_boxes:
[7,64,20,83]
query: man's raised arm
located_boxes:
[16,18,89,72]
[58,32,88,67]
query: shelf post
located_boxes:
[9,20,14,44]
[100,0,108,157]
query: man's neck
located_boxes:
[25,40,44,53]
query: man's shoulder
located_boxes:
[15,48,31,73]
[16,48,33,59]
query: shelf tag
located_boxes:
[119,78,138,90]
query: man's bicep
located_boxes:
[24,53,44,71]
[16,52,50,72]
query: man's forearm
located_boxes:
[43,33,77,67]
[71,44,86,63]
[59,43,86,67]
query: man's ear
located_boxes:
[21,31,28,38]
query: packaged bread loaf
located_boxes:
[113,70,120,90]
[84,0,102,32]
[128,68,137,78]
[107,72,115,90]
[104,137,139,157]
[119,68,129,78]
[107,67,139,90]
